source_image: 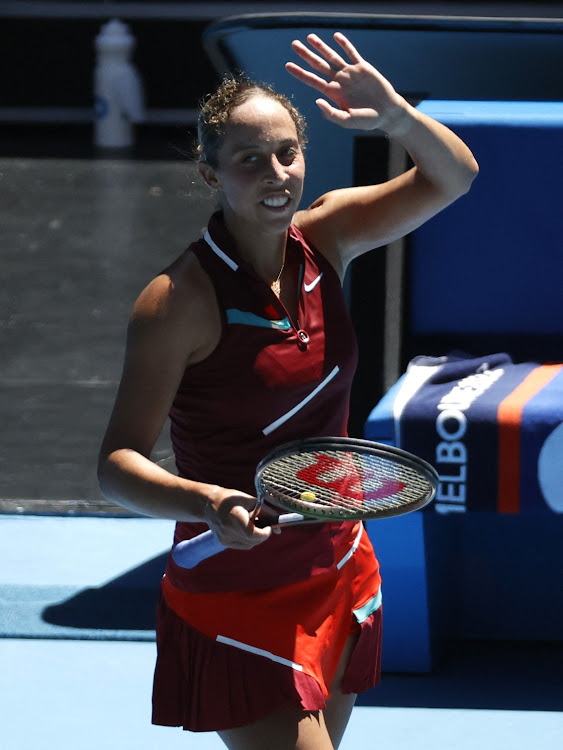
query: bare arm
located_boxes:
[97,253,272,549]
[288,33,479,273]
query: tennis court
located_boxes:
[2,515,562,749]
[2,8,563,746]
[2,152,562,748]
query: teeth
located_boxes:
[262,196,289,207]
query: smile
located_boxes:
[261,195,290,208]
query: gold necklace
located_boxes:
[272,248,286,297]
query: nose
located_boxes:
[264,155,287,184]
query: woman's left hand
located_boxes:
[286,32,407,134]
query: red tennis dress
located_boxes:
[152,212,382,732]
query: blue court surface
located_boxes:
[2,638,562,750]
[2,515,562,750]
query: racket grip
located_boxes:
[171,530,226,569]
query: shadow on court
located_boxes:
[42,553,168,632]
[362,639,563,713]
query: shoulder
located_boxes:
[129,243,221,368]
[133,247,207,320]
[292,192,351,280]
[292,183,396,278]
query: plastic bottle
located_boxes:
[94,19,145,149]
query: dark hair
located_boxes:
[196,75,307,168]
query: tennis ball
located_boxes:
[300,491,317,502]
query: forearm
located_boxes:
[383,101,479,197]
[97,448,214,521]
[97,448,271,549]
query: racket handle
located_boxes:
[171,513,308,569]
[171,530,226,569]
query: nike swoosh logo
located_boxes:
[304,273,323,293]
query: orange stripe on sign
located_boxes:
[497,364,563,513]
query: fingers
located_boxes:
[205,488,271,549]
[332,32,363,64]
[316,100,378,129]
[315,98,352,125]
[216,508,272,549]
[288,32,360,82]
[254,503,282,527]
[225,498,272,546]
[285,61,333,97]
[292,34,347,75]
[290,39,335,79]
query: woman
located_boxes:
[98,32,478,750]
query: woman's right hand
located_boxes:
[203,487,273,549]
[286,32,406,135]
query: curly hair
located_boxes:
[196,75,307,168]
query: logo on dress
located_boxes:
[304,273,323,293]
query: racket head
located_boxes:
[255,437,438,522]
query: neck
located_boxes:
[221,209,290,281]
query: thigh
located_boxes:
[218,633,359,750]
[323,632,358,749]
[218,704,334,750]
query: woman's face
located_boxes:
[200,95,306,236]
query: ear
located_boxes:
[198,161,222,190]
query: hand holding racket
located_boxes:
[172,437,438,569]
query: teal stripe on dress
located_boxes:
[353,591,382,624]
[226,309,292,331]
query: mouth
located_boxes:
[260,195,291,209]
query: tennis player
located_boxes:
[98,32,478,750]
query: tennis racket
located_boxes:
[171,436,438,569]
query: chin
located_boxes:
[262,214,295,234]
[260,203,297,225]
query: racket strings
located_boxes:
[258,449,434,519]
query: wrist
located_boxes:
[377,99,415,138]
[202,484,222,521]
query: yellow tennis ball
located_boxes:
[300,491,317,502]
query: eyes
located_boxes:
[238,146,300,167]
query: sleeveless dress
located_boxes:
[152,212,382,732]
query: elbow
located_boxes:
[97,451,112,499]
[461,155,480,193]
[442,157,479,203]
[97,447,121,502]
[455,154,480,197]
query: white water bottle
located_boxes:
[94,19,145,148]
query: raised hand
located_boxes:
[286,32,407,134]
